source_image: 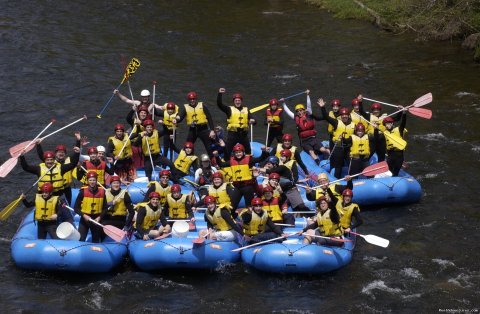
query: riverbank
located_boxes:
[306,0,480,61]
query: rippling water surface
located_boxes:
[0,1,479,312]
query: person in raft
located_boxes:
[134,192,171,240]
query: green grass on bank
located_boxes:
[306,0,480,61]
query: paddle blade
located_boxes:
[192,237,205,245]
[383,131,407,150]
[412,92,432,107]
[249,103,269,114]
[0,157,18,178]
[0,195,23,221]
[363,234,390,248]
[10,140,35,158]
[408,107,432,119]
[362,161,389,176]
[103,225,126,242]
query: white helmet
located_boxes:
[96,145,106,153]
[200,154,210,162]
[140,89,150,97]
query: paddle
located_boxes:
[152,81,157,121]
[231,233,294,252]
[313,161,389,189]
[384,92,433,119]
[353,111,407,150]
[97,57,141,118]
[8,119,55,159]
[0,164,56,221]
[265,122,270,147]
[112,126,136,166]
[363,96,432,119]
[302,233,352,243]
[349,231,389,248]
[192,230,211,245]
[249,90,308,113]
[10,116,87,158]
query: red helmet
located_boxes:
[55,144,67,152]
[87,146,98,155]
[251,197,263,206]
[187,91,197,100]
[114,123,125,131]
[86,171,98,179]
[351,99,360,106]
[137,104,149,113]
[166,102,176,110]
[269,172,280,181]
[204,195,216,205]
[262,185,273,193]
[371,103,382,111]
[269,98,279,106]
[143,119,154,127]
[160,170,171,177]
[110,175,121,182]
[383,116,395,125]
[339,107,350,115]
[331,99,341,106]
[149,192,161,199]
[280,149,292,159]
[183,142,194,149]
[342,189,353,197]
[212,172,224,180]
[355,122,365,132]
[41,182,54,194]
[282,133,293,141]
[316,195,328,205]
[233,143,245,152]
[171,184,181,193]
[232,93,243,101]
[43,151,55,159]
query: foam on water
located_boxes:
[361,280,402,298]
[447,273,477,289]
[262,11,284,15]
[412,133,448,142]
[273,74,299,79]
[456,92,478,97]
[86,291,104,311]
[432,258,456,270]
[400,268,423,279]
[395,228,405,234]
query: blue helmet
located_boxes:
[267,156,279,165]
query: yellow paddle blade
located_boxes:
[0,195,23,221]
[384,131,407,150]
[249,103,269,114]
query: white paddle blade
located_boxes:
[363,234,390,248]
[412,92,432,107]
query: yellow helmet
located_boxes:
[317,173,329,182]
[295,104,305,111]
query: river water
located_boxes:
[0,0,479,312]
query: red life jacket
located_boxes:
[295,114,317,139]
[266,108,283,129]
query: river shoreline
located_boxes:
[305,0,480,62]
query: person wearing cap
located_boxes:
[106,123,136,182]
[329,188,363,234]
[34,132,82,204]
[77,146,115,186]
[114,88,154,118]
[259,185,294,226]
[194,154,218,186]
[135,191,171,240]
[299,195,344,247]
[199,196,243,241]
[102,175,135,233]
[162,184,195,222]
[349,95,372,134]
[319,98,355,179]
[21,182,73,239]
[217,88,256,160]
[143,169,173,207]
[305,172,353,204]
[343,122,375,175]
[282,90,329,166]
[239,198,286,244]
[265,98,285,147]
[154,101,179,158]
[375,108,408,176]
[214,142,269,211]
[73,171,108,243]
[192,171,237,217]
[132,119,176,181]
[167,141,199,182]
[269,133,309,176]
[326,99,341,149]
[20,146,80,199]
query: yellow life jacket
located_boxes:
[34,194,60,221]
[351,112,372,134]
[80,187,105,215]
[336,202,359,229]
[218,167,233,183]
[281,159,295,171]
[229,156,252,182]
[262,197,283,222]
[166,194,189,219]
[141,129,161,156]
[205,204,234,231]
[385,127,407,151]
[227,106,249,131]
[109,134,132,160]
[262,182,281,198]
[275,144,298,160]
[105,188,128,217]
[332,120,355,142]
[61,157,73,187]
[315,183,342,200]
[328,111,337,134]
[82,160,107,186]
[184,102,208,125]
[39,163,63,193]
[149,181,171,207]
[208,183,231,206]
[350,134,370,157]
[163,104,179,130]
[241,209,269,236]
[136,203,162,230]
[369,114,387,134]
[174,150,197,174]
[316,209,343,236]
